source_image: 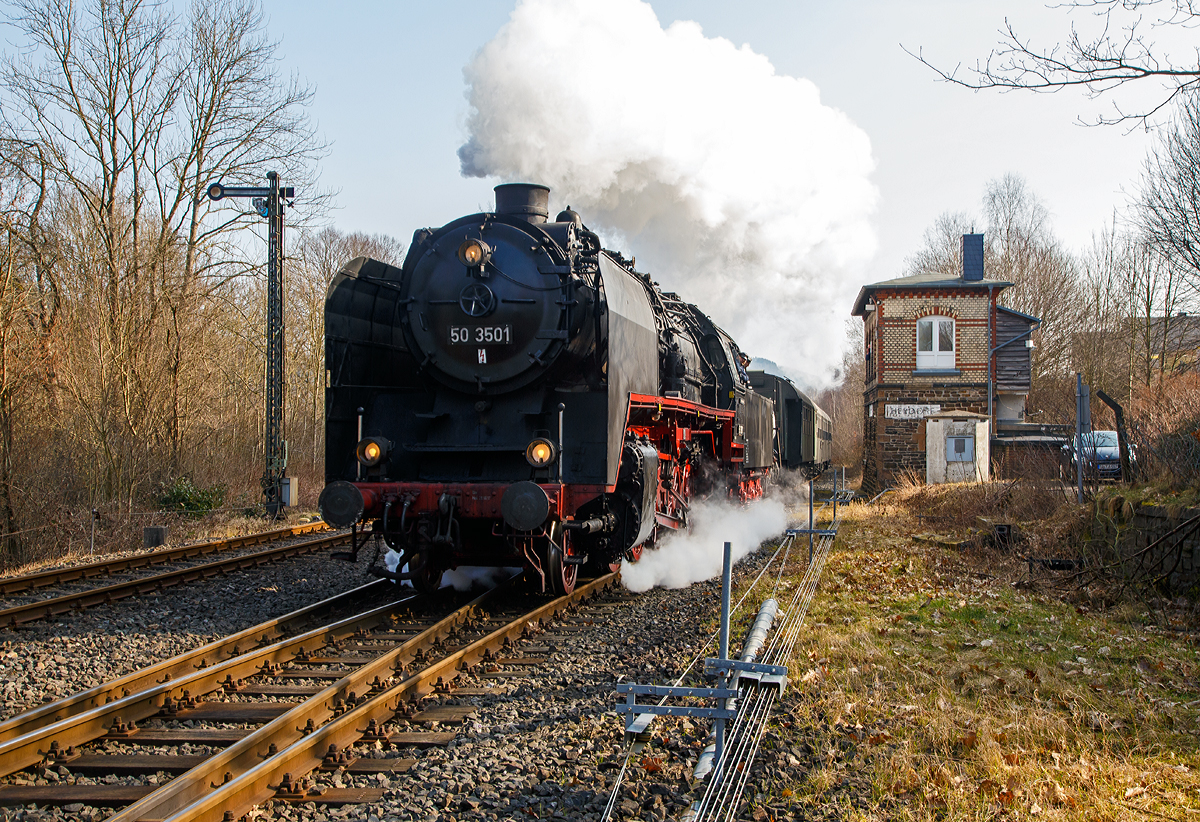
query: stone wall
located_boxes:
[861,383,988,495]
[1089,499,1200,594]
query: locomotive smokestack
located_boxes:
[494,183,550,224]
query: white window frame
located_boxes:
[916,315,955,370]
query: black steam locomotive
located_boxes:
[318,184,829,595]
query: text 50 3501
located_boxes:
[448,325,512,345]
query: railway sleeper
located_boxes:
[0,571,612,819]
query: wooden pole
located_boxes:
[1095,389,1133,482]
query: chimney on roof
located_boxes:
[962,234,984,281]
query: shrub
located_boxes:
[157,477,226,516]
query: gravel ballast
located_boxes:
[1,544,814,822]
[0,548,377,719]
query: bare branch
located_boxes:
[905,0,1200,126]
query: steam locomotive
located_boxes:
[317,184,830,595]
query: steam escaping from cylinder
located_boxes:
[459,0,877,386]
[383,549,521,591]
[619,498,787,592]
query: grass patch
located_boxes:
[758,494,1200,821]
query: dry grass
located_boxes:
[756,491,1200,821]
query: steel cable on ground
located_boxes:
[599,534,795,822]
[699,690,777,822]
[767,527,835,662]
[765,528,832,664]
[688,527,836,822]
[606,517,834,822]
[694,690,771,820]
[715,526,834,816]
[697,477,841,818]
[696,688,773,821]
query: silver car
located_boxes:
[1062,430,1128,481]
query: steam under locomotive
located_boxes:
[317,184,830,595]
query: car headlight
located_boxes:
[356,437,392,468]
[525,438,557,468]
[457,238,492,268]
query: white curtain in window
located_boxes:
[916,316,955,369]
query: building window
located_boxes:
[916,316,954,369]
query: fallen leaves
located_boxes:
[979,774,1021,807]
[1137,657,1166,674]
[781,491,1200,820]
[800,666,824,684]
[1044,780,1075,808]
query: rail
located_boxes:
[123,572,617,822]
[0,521,329,595]
[0,571,618,820]
[0,579,390,744]
[0,530,349,627]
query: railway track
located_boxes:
[0,525,347,627]
[0,571,618,820]
[0,522,329,596]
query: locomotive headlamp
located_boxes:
[356,437,392,468]
[525,437,557,468]
[457,238,492,268]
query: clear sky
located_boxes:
[259,0,1159,380]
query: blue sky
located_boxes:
[262,1,1152,258]
[260,1,1156,380]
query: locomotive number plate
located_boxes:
[448,325,512,345]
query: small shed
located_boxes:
[926,411,990,484]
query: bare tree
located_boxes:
[287,229,405,480]
[1140,92,1200,293]
[906,0,1200,126]
[0,0,326,499]
[902,176,1083,380]
[901,211,976,279]
[817,318,865,473]
[160,0,327,470]
[0,216,43,559]
[902,176,1085,420]
[983,175,1084,386]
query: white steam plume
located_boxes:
[460,0,877,386]
[619,498,788,592]
[385,550,521,592]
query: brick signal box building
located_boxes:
[852,234,1039,495]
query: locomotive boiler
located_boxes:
[318,184,804,595]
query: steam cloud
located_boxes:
[619,498,788,592]
[460,0,877,386]
[384,549,521,592]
